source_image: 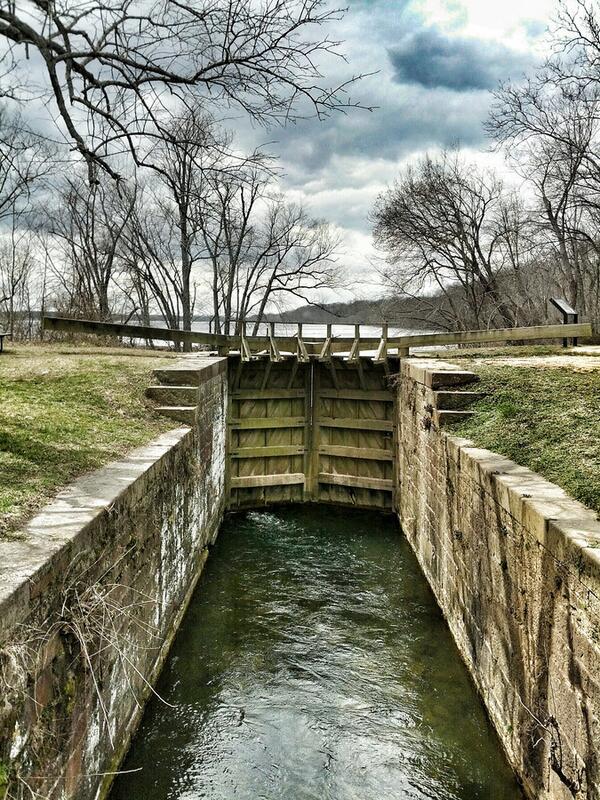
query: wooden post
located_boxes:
[329,359,339,390]
[319,323,332,361]
[374,323,388,364]
[348,324,361,362]
[261,360,272,390]
[240,320,252,361]
[269,322,282,362]
[225,360,236,507]
[306,361,321,501]
[297,322,310,362]
[288,359,299,389]
[302,361,312,502]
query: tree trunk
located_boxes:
[179,207,193,352]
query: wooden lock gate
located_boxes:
[226,356,398,512]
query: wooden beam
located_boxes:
[231,473,305,488]
[355,357,367,390]
[231,445,305,458]
[319,417,394,431]
[260,360,272,390]
[43,315,593,357]
[288,359,299,389]
[269,322,283,362]
[329,358,339,389]
[307,360,320,500]
[232,359,243,391]
[319,445,393,461]
[296,323,310,363]
[319,323,333,361]
[303,358,314,502]
[318,472,393,491]
[326,321,594,352]
[42,315,219,347]
[240,327,252,362]
[348,324,361,362]
[232,388,305,399]
[319,389,393,401]
[373,323,388,364]
[41,313,213,348]
[229,416,306,429]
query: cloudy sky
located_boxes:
[237,0,556,299]
[3,0,558,308]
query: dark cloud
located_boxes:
[388,29,530,91]
[247,79,490,183]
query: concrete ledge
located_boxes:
[0,429,191,630]
[402,358,479,388]
[398,356,600,798]
[153,355,227,385]
[0,360,228,800]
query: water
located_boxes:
[132,321,435,354]
[190,321,425,339]
[111,507,521,800]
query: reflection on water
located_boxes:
[111,506,521,800]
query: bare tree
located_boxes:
[488,71,600,312]
[46,175,135,319]
[116,109,254,348]
[485,0,600,324]
[241,199,340,334]
[0,228,36,338]
[147,108,239,340]
[0,106,53,338]
[127,105,339,344]
[119,180,189,332]
[372,152,519,330]
[0,105,51,223]
[0,0,367,181]
[195,163,269,334]
[195,168,339,334]
[555,0,600,87]
[120,153,339,339]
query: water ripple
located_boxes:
[111,506,521,800]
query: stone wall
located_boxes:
[397,359,600,800]
[0,357,227,800]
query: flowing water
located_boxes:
[111,506,521,800]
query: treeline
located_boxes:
[268,297,442,328]
[372,2,600,332]
[0,108,340,344]
[0,0,360,346]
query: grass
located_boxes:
[0,343,178,538]
[3,338,599,535]
[452,361,600,515]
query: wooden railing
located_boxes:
[42,315,593,360]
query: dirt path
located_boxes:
[465,346,600,370]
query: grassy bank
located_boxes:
[0,344,177,538]
[452,359,600,515]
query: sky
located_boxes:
[235,0,557,300]
[1,0,559,310]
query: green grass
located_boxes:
[453,363,600,514]
[0,344,177,537]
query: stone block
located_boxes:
[0,366,228,800]
[396,358,600,797]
